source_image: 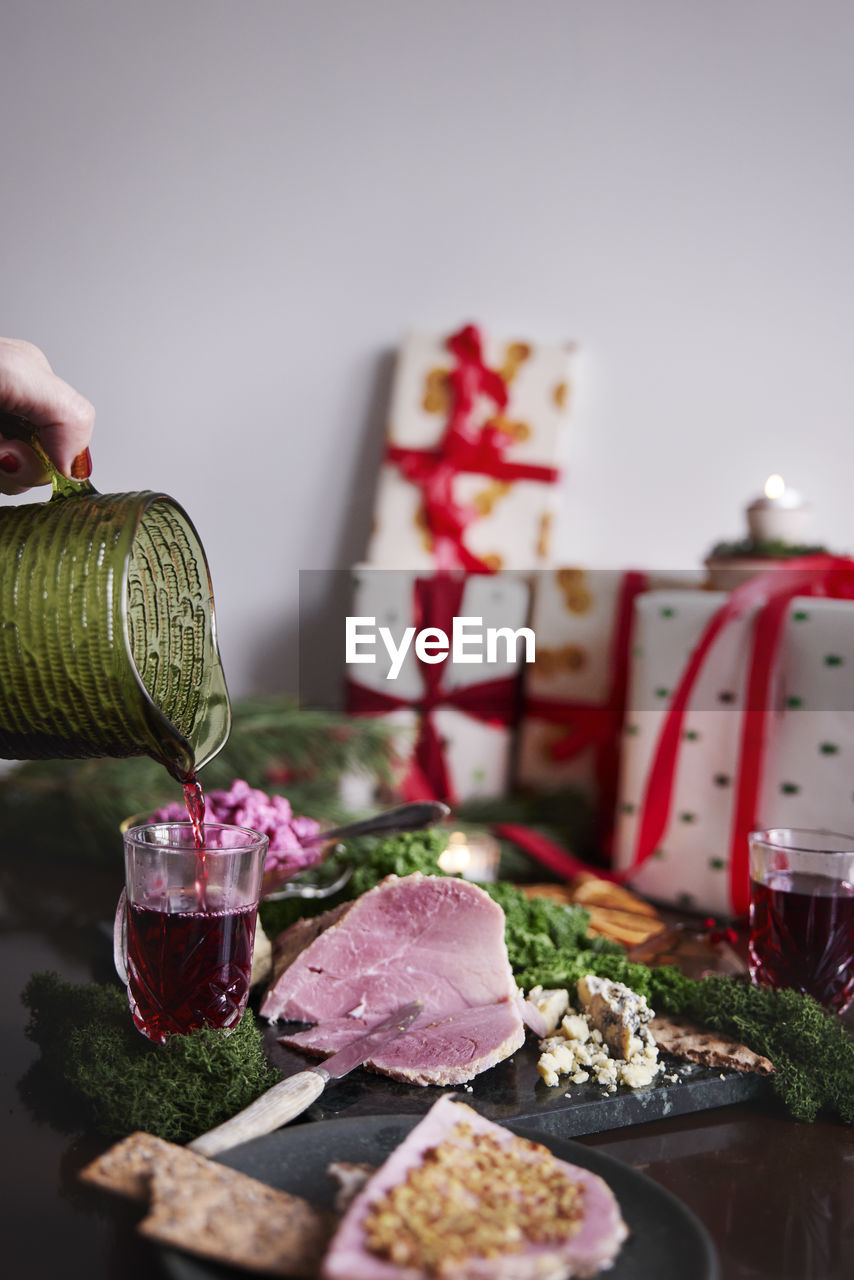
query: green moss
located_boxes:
[21,972,280,1143]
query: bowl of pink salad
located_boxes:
[128,780,333,900]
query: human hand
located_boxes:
[0,338,95,495]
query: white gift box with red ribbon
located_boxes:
[613,561,854,917]
[366,325,573,572]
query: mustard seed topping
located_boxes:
[362,1121,585,1275]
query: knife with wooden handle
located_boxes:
[188,1001,422,1158]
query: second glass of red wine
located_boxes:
[115,821,269,1043]
[748,827,854,1014]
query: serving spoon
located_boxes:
[297,800,450,848]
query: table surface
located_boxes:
[3,854,853,1280]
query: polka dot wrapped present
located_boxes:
[613,558,854,917]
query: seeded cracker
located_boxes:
[138,1158,336,1276]
[79,1131,216,1202]
[80,1132,335,1277]
[650,1015,775,1075]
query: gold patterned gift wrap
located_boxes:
[365,324,574,572]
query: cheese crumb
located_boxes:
[526,986,570,1035]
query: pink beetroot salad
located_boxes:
[153,779,324,886]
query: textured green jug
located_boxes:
[0,416,231,780]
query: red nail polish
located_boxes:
[0,452,21,474]
[71,447,92,479]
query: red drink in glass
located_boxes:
[116,822,268,1043]
[748,828,854,1015]
[749,872,854,1013]
[125,897,257,1043]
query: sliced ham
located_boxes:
[284,1001,525,1086]
[321,1095,629,1280]
[261,873,526,1086]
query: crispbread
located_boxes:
[79,1131,211,1202]
[519,877,666,946]
[650,1015,775,1075]
[567,872,661,918]
[138,1157,335,1276]
[80,1130,336,1277]
[584,906,668,946]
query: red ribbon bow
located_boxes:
[346,572,521,803]
[385,324,560,572]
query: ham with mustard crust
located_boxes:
[321,1095,629,1280]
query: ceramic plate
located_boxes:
[160,1113,720,1280]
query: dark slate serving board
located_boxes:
[261,1022,769,1140]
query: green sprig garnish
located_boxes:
[709,536,828,560]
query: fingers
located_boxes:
[0,338,95,490]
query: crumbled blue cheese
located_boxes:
[536,974,660,1092]
[577,973,656,1061]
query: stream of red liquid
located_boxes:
[182,774,208,905]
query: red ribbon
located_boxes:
[346,572,521,803]
[524,571,649,848]
[385,324,560,572]
[628,555,854,915]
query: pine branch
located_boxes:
[0,697,400,863]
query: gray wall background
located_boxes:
[3,1,853,699]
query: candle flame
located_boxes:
[764,474,785,500]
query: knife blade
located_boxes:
[188,1001,422,1158]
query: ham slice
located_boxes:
[261,873,526,1086]
[321,1096,629,1280]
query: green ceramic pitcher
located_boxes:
[0,415,231,780]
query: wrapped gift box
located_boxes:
[613,587,854,917]
[366,324,573,571]
[345,566,531,803]
[516,568,701,843]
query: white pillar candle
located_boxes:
[746,474,812,545]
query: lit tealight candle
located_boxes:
[438,829,501,882]
[747,474,812,545]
